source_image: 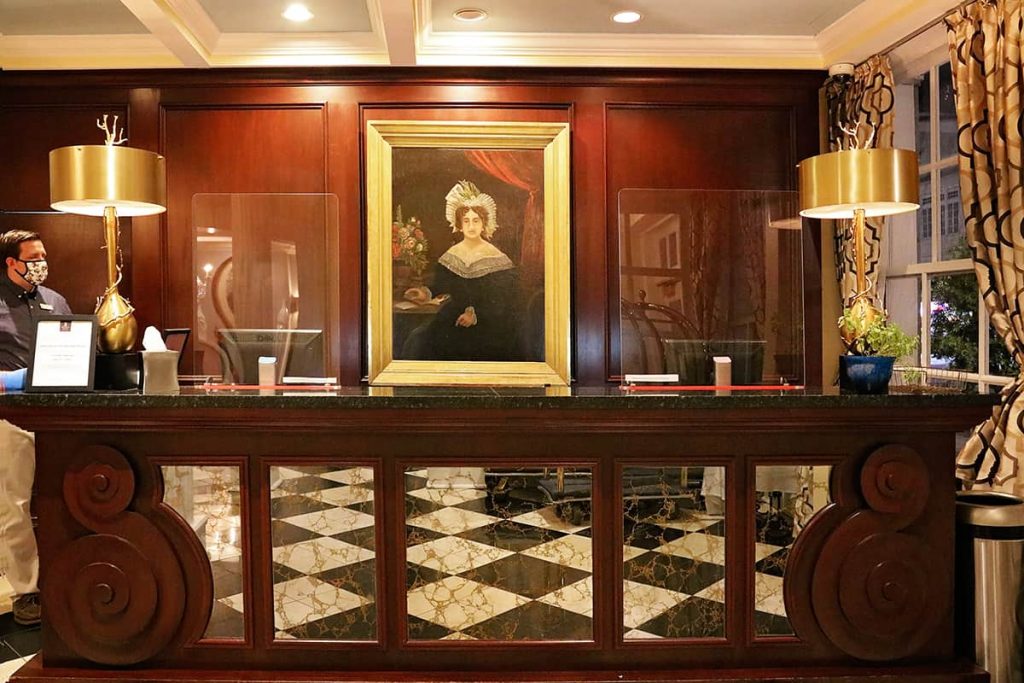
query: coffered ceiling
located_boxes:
[0,0,955,70]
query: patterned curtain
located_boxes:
[824,55,896,308]
[947,0,1024,492]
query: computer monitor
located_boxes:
[160,328,190,369]
[217,328,325,385]
[663,339,765,385]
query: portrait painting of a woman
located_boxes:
[366,120,570,386]
[405,181,524,361]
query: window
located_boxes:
[887,62,1014,391]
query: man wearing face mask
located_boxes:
[0,229,70,627]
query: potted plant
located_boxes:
[838,308,918,394]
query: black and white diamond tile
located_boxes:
[179,464,800,645]
[404,467,597,641]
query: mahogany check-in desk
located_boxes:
[0,388,996,682]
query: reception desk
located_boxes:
[0,388,997,682]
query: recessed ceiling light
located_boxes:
[612,10,642,24]
[282,3,314,22]
[453,8,488,22]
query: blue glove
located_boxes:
[1,368,27,392]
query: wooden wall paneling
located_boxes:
[128,87,167,339]
[573,93,610,385]
[161,103,329,375]
[0,105,129,211]
[795,85,825,389]
[324,97,352,384]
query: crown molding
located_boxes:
[413,0,823,68]
[0,34,179,69]
[816,0,954,66]
[417,32,823,69]
[210,32,388,66]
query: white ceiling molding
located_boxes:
[161,0,222,53]
[210,32,388,66]
[413,0,822,69]
[416,31,823,69]
[0,34,178,70]
[373,0,418,66]
[816,0,955,66]
[119,0,211,66]
[0,0,960,72]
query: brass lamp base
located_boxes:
[95,205,137,353]
[96,290,137,353]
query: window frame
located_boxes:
[887,60,1012,392]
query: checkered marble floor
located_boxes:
[175,465,799,642]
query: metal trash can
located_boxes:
[957,491,1024,683]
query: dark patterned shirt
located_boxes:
[0,274,71,371]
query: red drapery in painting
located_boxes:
[464,151,544,286]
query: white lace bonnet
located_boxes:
[444,180,499,238]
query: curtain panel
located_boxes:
[947,0,1024,492]
[824,55,896,310]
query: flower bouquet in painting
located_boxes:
[392,206,429,289]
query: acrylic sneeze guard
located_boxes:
[618,189,805,388]
[191,193,338,385]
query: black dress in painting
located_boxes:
[411,250,523,361]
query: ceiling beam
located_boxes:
[118,0,217,67]
[372,0,418,66]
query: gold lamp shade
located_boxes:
[798,148,919,219]
[49,144,166,353]
[798,146,920,348]
[49,145,166,216]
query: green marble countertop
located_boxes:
[0,385,1000,411]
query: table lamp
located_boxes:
[49,116,166,353]
[797,147,919,341]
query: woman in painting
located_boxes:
[408,180,522,361]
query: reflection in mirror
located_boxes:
[623,466,725,639]
[753,465,832,637]
[405,466,593,641]
[161,465,243,639]
[269,465,376,640]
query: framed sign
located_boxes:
[27,314,98,392]
[366,120,571,386]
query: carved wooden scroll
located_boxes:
[784,444,946,661]
[45,445,211,665]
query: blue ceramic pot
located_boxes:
[838,355,896,394]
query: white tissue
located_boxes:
[142,326,167,351]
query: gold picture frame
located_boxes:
[366,120,571,386]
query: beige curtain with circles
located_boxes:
[824,55,897,309]
[947,0,1024,493]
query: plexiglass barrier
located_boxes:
[618,190,804,388]
[192,194,337,385]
